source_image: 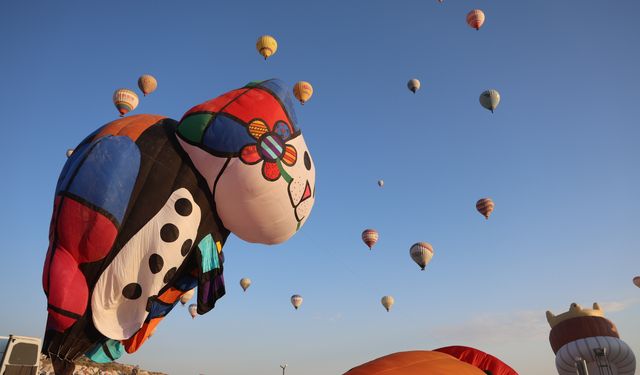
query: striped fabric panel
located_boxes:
[249,120,269,139]
[282,145,297,165]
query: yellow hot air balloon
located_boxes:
[137,74,158,96]
[381,296,394,312]
[293,81,313,105]
[112,88,139,117]
[240,278,252,292]
[256,35,278,60]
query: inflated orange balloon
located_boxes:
[344,351,487,375]
[466,9,485,30]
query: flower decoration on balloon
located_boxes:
[239,119,298,182]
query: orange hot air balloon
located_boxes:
[344,351,488,375]
[362,229,379,250]
[476,198,494,219]
[466,10,485,30]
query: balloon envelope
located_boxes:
[476,198,495,219]
[466,9,485,30]
[180,288,195,305]
[381,296,394,312]
[240,278,251,291]
[479,90,500,113]
[188,304,197,319]
[256,35,278,59]
[137,75,158,96]
[410,242,433,270]
[407,79,420,93]
[634,276,640,288]
[378,180,384,187]
[66,148,74,158]
[293,81,313,104]
[291,294,303,310]
[344,351,487,375]
[112,88,139,117]
[362,229,379,249]
[434,346,518,375]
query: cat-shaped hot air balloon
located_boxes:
[42,79,316,374]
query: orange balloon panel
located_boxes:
[344,351,487,375]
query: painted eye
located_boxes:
[304,151,311,170]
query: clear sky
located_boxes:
[1,1,639,374]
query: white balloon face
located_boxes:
[215,133,315,244]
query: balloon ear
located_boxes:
[194,234,226,314]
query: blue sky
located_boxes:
[1,1,639,374]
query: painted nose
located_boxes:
[300,181,312,203]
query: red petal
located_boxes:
[262,161,281,181]
[240,144,261,165]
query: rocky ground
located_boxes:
[39,355,167,375]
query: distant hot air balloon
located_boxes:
[188,304,197,319]
[378,180,384,188]
[476,198,494,219]
[410,242,434,271]
[362,229,379,250]
[407,79,421,94]
[381,296,394,312]
[137,74,158,96]
[634,276,640,288]
[256,35,278,60]
[112,88,139,117]
[180,288,195,305]
[66,148,74,158]
[293,81,313,105]
[467,9,485,30]
[291,295,303,310]
[479,90,500,113]
[240,278,252,292]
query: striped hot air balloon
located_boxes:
[293,81,313,105]
[407,79,420,94]
[476,198,495,219]
[291,294,303,310]
[480,89,501,113]
[466,9,485,30]
[410,242,434,271]
[381,296,394,312]
[112,88,139,117]
[256,35,278,60]
[362,229,379,250]
[137,74,158,96]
